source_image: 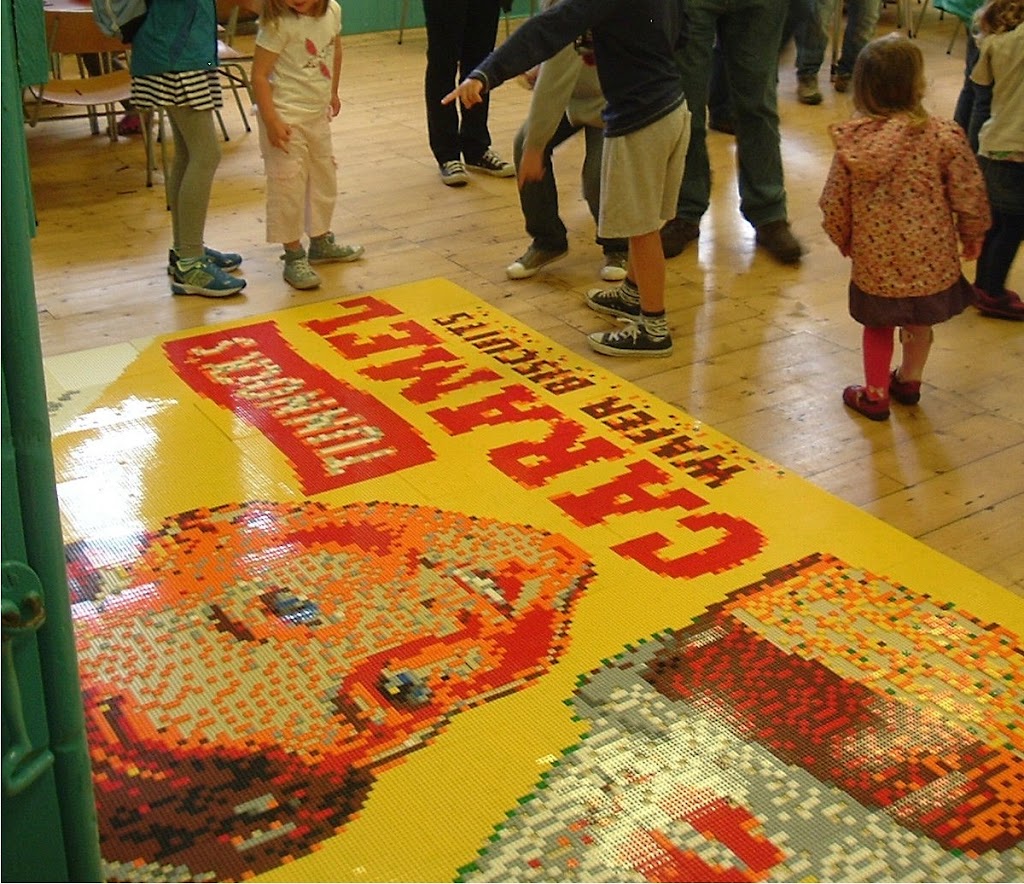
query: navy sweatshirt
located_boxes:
[469,0,685,138]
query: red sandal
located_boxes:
[843,385,890,421]
[889,370,921,405]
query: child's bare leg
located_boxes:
[897,325,933,382]
[628,230,665,313]
[585,229,672,357]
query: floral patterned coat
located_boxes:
[819,114,991,299]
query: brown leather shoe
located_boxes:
[660,218,700,258]
[755,219,804,264]
[975,286,1024,320]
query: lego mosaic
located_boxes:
[46,279,1023,882]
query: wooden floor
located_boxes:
[25,6,1023,594]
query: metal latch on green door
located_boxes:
[2,559,54,796]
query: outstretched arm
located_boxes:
[442,75,486,109]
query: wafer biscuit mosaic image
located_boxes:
[48,279,1023,882]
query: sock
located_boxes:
[641,310,669,339]
[284,246,305,261]
[862,325,894,400]
[618,279,640,307]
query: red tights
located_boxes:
[862,325,933,399]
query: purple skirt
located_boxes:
[849,275,976,327]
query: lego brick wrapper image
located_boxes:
[45,279,1023,882]
[459,554,1024,882]
[69,500,592,882]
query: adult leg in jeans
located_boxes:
[513,114,579,252]
[707,33,734,131]
[834,0,882,79]
[718,0,790,228]
[790,0,832,81]
[953,32,991,152]
[457,0,502,163]
[671,0,718,227]
[580,125,628,256]
[974,159,1024,305]
[165,105,221,259]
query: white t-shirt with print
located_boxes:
[256,0,342,122]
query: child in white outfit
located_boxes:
[252,0,363,290]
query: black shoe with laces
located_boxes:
[588,320,672,358]
[465,149,514,178]
[586,283,640,320]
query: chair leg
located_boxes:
[398,0,408,44]
[141,109,154,188]
[158,109,170,210]
[947,17,962,53]
[910,0,930,37]
[221,64,252,133]
[215,108,230,141]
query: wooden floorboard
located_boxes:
[24,7,1023,593]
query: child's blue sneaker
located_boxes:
[167,246,243,275]
[171,256,247,298]
[307,232,364,265]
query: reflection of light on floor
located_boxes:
[57,397,173,541]
[59,396,173,436]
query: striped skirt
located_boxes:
[131,70,223,111]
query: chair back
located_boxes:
[215,0,241,45]
[45,9,129,56]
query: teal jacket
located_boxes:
[934,0,984,23]
[129,0,218,78]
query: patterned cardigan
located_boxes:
[819,114,991,299]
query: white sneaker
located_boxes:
[600,251,628,281]
[506,245,568,280]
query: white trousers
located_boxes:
[258,111,338,245]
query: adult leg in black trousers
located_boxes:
[422,0,501,168]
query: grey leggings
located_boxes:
[165,105,221,260]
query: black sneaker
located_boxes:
[586,283,640,320]
[506,245,568,279]
[465,149,514,178]
[755,220,804,264]
[588,321,672,358]
[440,160,469,187]
[660,218,700,258]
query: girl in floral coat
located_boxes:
[819,33,991,421]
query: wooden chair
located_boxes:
[28,10,133,138]
[26,10,157,186]
[215,0,255,137]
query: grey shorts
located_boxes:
[598,102,691,240]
